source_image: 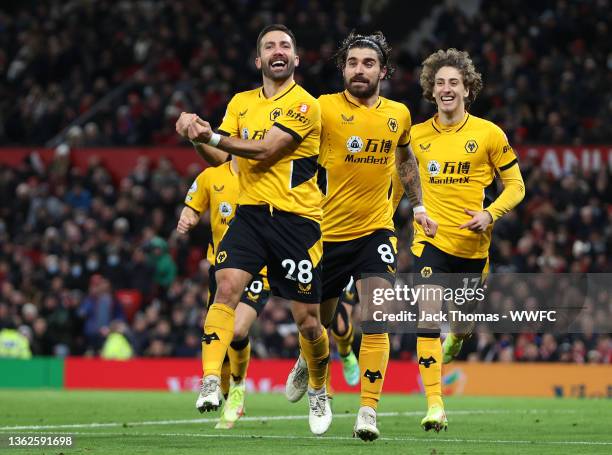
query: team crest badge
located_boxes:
[420,266,432,278]
[387,118,398,132]
[465,139,478,153]
[270,107,283,121]
[216,251,227,264]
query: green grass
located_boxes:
[0,391,610,454]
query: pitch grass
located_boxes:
[0,391,610,454]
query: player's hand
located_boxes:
[176,112,197,138]
[185,117,213,144]
[459,209,493,233]
[177,207,200,234]
[415,212,438,238]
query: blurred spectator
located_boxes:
[78,274,125,352]
[147,237,177,293]
[101,320,134,360]
[0,324,32,359]
[1,0,609,146]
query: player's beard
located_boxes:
[262,58,295,81]
[345,75,379,99]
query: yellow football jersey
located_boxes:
[218,82,322,222]
[318,91,411,242]
[411,113,519,259]
[184,162,268,281]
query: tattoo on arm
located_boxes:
[397,145,423,207]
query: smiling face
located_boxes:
[433,66,469,116]
[255,30,299,81]
[343,47,386,99]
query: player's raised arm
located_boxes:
[176,112,229,166]
[396,144,437,238]
[188,117,300,163]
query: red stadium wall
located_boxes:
[64,357,420,393]
[0,147,207,180]
[1,146,611,180]
[64,357,612,397]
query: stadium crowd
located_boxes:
[0,0,611,147]
[0,148,610,363]
[0,0,610,363]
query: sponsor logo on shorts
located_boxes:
[298,283,312,294]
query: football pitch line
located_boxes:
[0,408,576,432]
[0,430,610,447]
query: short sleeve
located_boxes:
[273,99,321,143]
[184,171,210,213]
[488,124,518,172]
[217,95,240,137]
[398,105,412,147]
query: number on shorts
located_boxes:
[462,277,480,290]
[377,243,395,264]
[248,280,263,294]
[281,259,313,284]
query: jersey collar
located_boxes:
[342,90,383,109]
[432,112,470,133]
[259,82,298,101]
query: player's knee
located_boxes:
[233,323,249,341]
[296,315,322,340]
[214,277,241,303]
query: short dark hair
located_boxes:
[334,30,395,79]
[256,24,297,56]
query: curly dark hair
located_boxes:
[334,31,395,79]
[420,48,483,106]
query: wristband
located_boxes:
[413,205,426,215]
[207,132,221,147]
[190,132,221,148]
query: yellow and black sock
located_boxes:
[228,336,250,383]
[220,355,231,399]
[417,334,443,408]
[332,321,354,357]
[325,362,333,398]
[201,303,235,377]
[359,333,389,409]
[299,331,329,390]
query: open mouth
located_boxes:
[270,60,287,69]
[441,95,455,103]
